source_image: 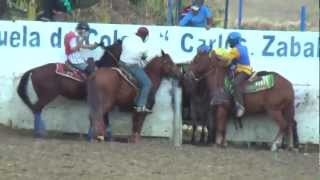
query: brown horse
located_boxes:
[86,50,182,142]
[16,40,122,137]
[185,50,298,151]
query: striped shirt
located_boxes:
[67,36,86,64]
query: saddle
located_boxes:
[55,62,87,82]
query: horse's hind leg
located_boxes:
[88,109,105,142]
[104,112,112,141]
[215,106,228,147]
[268,110,288,151]
[283,104,298,150]
[131,112,147,143]
[32,94,58,137]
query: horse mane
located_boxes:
[96,40,122,68]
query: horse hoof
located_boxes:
[34,130,47,138]
[96,136,104,142]
[288,147,299,152]
[129,137,141,143]
[270,144,278,152]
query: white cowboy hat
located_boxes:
[191,5,200,11]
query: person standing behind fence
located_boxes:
[37,0,74,21]
[179,0,213,30]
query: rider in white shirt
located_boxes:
[119,27,152,113]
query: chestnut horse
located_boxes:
[86,50,182,142]
[16,40,122,137]
[185,50,298,151]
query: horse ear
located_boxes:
[161,49,165,57]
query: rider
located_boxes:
[215,32,253,118]
[118,27,152,113]
[64,21,99,74]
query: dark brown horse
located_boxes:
[185,50,298,151]
[16,40,122,137]
[86,50,182,142]
[181,74,214,145]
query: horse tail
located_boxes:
[283,99,299,147]
[17,70,35,112]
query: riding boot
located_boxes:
[233,72,248,118]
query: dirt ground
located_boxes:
[0,125,318,180]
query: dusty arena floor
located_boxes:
[0,125,318,180]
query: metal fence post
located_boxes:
[300,5,307,31]
[224,0,229,29]
[237,0,243,29]
[167,0,174,25]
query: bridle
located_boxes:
[105,48,119,66]
[187,63,216,82]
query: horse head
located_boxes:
[185,51,212,81]
[147,50,182,80]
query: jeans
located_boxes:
[233,72,249,106]
[72,63,88,72]
[119,61,152,107]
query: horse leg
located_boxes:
[88,109,105,142]
[200,125,205,144]
[268,110,288,151]
[104,112,112,141]
[87,99,108,142]
[215,106,228,147]
[190,102,197,144]
[206,110,214,145]
[283,104,298,150]
[191,124,196,144]
[32,95,57,137]
[131,112,146,143]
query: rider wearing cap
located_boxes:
[214,32,253,117]
[118,27,152,113]
[64,22,99,73]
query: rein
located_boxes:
[190,66,216,82]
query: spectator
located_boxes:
[37,0,74,21]
[179,0,213,30]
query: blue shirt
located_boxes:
[179,5,213,27]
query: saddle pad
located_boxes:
[55,63,86,82]
[244,74,275,93]
[111,67,138,90]
[224,73,275,94]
